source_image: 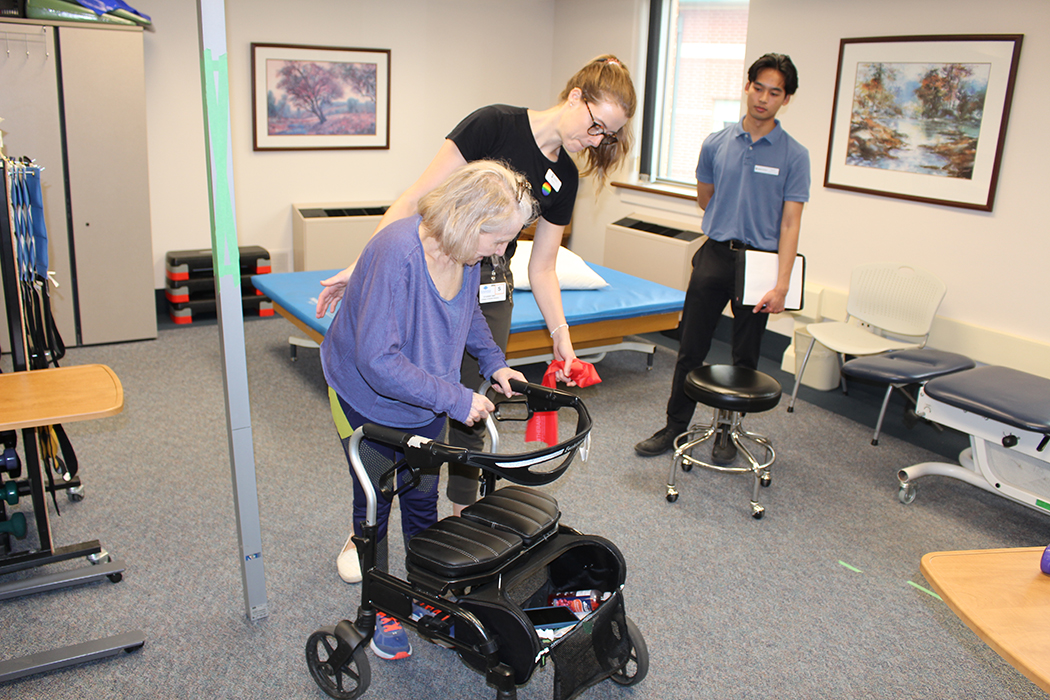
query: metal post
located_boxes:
[196,0,268,621]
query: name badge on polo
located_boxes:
[754,165,780,176]
[480,282,507,304]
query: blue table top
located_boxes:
[251,263,685,339]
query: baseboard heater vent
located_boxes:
[292,201,391,271]
[604,215,704,291]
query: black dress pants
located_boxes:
[665,239,769,430]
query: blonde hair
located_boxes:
[418,160,538,264]
[559,54,637,190]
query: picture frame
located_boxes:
[251,43,390,151]
[824,35,1023,212]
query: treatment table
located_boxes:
[251,263,686,367]
[898,365,1050,516]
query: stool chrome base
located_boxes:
[666,408,775,519]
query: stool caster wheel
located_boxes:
[665,488,679,503]
[68,485,85,502]
[760,471,771,488]
[108,572,123,583]
[898,482,917,505]
[680,461,692,473]
[88,549,111,565]
[751,502,764,519]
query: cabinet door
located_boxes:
[0,23,76,348]
[58,25,156,344]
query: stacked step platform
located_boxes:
[165,246,273,324]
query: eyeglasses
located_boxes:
[584,100,618,146]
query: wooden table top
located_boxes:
[0,364,124,431]
[921,547,1050,694]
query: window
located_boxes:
[639,0,750,186]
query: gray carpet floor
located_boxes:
[2,316,1049,699]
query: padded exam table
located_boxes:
[898,365,1050,516]
[251,264,686,367]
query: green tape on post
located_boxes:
[202,48,240,287]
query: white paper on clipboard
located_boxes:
[737,250,804,311]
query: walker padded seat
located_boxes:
[461,485,560,547]
[406,516,523,579]
[924,366,1050,436]
[683,365,782,413]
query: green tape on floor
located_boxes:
[838,560,863,573]
[907,580,942,601]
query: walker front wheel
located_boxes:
[609,616,648,686]
[306,625,371,700]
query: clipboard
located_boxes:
[734,249,805,311]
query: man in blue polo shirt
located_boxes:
[636,53,810,460]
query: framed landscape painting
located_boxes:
[251,43,390,151]
[824,35,1022,211]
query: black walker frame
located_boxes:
[306,381,648,700]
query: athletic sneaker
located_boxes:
[412,600,455,636]
[370,612,412,660]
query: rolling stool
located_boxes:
[666,365,782,519]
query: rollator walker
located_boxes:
[306,381,648,700]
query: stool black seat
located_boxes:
[684,365,782,414]
[667,364,782,519]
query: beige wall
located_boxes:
[132,0,1048,373]
[564,0,1050,376]
[135,0,557,281]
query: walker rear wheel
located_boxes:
[609,616,648,686]
[306,625,371,700]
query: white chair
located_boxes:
[786,263,946,412]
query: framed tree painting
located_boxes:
[825,35,1023,211]
[251,43,390,151]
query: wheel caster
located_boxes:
[898,482,917,505]
[665,489,679,503]
[751,503,765,519]
[108,572,123,583]
[609,616,649,686]
[68,485,85,502]
[88,549,111,565]
[306,625,371,700]
[680,461,693,472]
[760,471,771,487]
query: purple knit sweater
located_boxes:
[321,215,505,427]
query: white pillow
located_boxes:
[509,240,609,291]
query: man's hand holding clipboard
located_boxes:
[735,249,805,313]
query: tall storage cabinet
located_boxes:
[0,19,156,346]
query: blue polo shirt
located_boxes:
[695,118,810,252]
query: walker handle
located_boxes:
[508,378,579,413]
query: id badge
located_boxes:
[480,282,507,304]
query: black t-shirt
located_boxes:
[447,105,579,261]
